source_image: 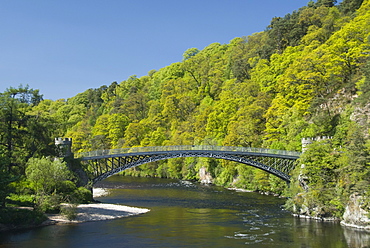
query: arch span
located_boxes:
[77,146,300,184]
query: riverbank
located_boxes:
[0,188,150,232]
[45,187,149,224]
[45,203,150,224]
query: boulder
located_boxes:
[341,194,370,230]
[199,166,213,184]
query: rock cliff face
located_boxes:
[341,194,370,230]
[351,103,370,139]
[199,166,213,184]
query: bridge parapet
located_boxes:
[76,145,301,159]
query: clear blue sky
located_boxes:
[1,0,311,100]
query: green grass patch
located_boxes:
[6,194,35,207]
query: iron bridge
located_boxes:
[75,146,301,184]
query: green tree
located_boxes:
[316,0,336,7]
[25,157,92,213]
[0,151,16,207]
[226,37,251,81]
[182,47,200,61]
[0,86,53,174]
[356,57,370,105]
[123,122,148,147]
[25,157,73,195]
[288,140,344,217]
[339,0,364,15]
[337,123,370,194]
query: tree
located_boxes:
[339,0,364,15]
[316,0,337,7]
[25,157,92,213]
[182,48,200,61]
[288,140,344,217]
[0,151,16,207]
[0,86,54,174]
[25,157,73,195]
[266,11,307,54]
[123,122,148,147]
[227,37,251,81]
[338,122,370,194]
[355,56,370,105]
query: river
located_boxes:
[1,175,370,247]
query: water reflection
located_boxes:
[343,226,370,248]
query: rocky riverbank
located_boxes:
[287,192,370,231]
[228,186,370,231]
[340,194,370,231]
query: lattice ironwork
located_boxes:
[78,146,301,184]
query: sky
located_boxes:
[1,0,312,100]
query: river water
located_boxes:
[1,175,370,247]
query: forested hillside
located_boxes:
[1,0,369,220]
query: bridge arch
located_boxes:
[77,146,300,185]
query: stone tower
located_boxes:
[55,137,73,157]
[301,136,332,152]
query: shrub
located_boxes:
[70,187,93,204]
[60,204,78,221]
[0,208,47,227]
[6,193,35,207]
[35,194,63,213]
[56,180,77,194]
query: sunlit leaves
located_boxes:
[26,157,73,194]
[182,47,200,61]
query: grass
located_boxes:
[6,193,35,207]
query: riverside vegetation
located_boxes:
[1,0,370,229]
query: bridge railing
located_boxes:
[75,145,301,159]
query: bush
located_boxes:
[0,208,47,227]
[35,194,63,213]
[56,180,77,194]
[6,193,35,207]
[60,204,78,220]
[70,187,93,204]
[26,157,74,195]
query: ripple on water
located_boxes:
[226,231,275,245]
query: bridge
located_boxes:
[74,145,301,184]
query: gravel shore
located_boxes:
[46,188,150,224]
[46,203,150,224]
